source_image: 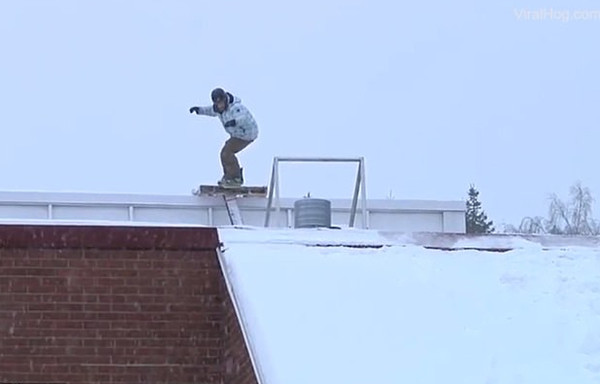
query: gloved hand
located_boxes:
[189,106,200,114]
[224,119,236,127]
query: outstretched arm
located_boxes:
[189,105,217,117]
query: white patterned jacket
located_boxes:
[192,93,258,141]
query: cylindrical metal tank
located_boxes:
[294,198,331,228]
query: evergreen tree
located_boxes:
[466,184,495,234]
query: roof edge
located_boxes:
[0,224,220,250]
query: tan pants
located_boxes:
[220,137,253,179]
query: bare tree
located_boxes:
[517,216,546,234]
[513,182,599,236]
[584,219,597,236]
[547,194,570,234]
[569,182,594,234]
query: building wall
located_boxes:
[223,291,259,384]
[0,224,258,384]
[0,191,467,232]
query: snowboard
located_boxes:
[192,184,268,197]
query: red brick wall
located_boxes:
[222,285,260,384]
[0,224,258,384]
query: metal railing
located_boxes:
[264,157,368,228]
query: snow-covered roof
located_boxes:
[218,227,600,384]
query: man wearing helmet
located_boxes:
[189,88,258,188]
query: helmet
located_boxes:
[211,88,227,103]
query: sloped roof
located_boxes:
[218,227,600,384]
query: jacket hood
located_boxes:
[227,92,241,105]
[213,92,241,114]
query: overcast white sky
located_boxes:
[1,0,598,227]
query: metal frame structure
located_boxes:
[264,157,367,228]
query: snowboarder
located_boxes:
[189,88,258,188]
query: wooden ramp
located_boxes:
[194,185,268,197]
[192,185,268,225]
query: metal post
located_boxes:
[264,158,279,227]
[274,158,281,227]
[349,162,362,228]
[360,157,368,229]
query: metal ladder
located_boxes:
[223,195,243,225]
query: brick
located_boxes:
[24,249,58,259]
[55,303,85,312]
[122,259,153,268]
[0,363,31,373]
[111,286,139,295]
[0,258,14,267]
[46,328,98,338]
[80,286,104,295]
[39,364,70,374]
[0,355,33,365]
[7,284,28,293]
[26,303,57,312]
[7,277,43,290]
[111,269,139,278]
[64,276,96,286]
[68,258,96,268]
[111,303,142,312]
[114,339,138,347]
[40,258,69,268]
[83,303,112,312]
[86,312,119,321]
[81,320,110,330]
[139,304,168,312]
[40,294,67,303]
[81,374,112,381]
[69,294,99,303]
[41,277,69,286]
[25,267,60,276]
[107,373,142,383]
[137,286,164,295]
[109,321,141,330]
[99,294,125,304]
[96,277,126,286]
[0,225,258,384]
[55,354,111,365]
[13,258,45,268]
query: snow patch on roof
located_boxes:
[218,227,600,384]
